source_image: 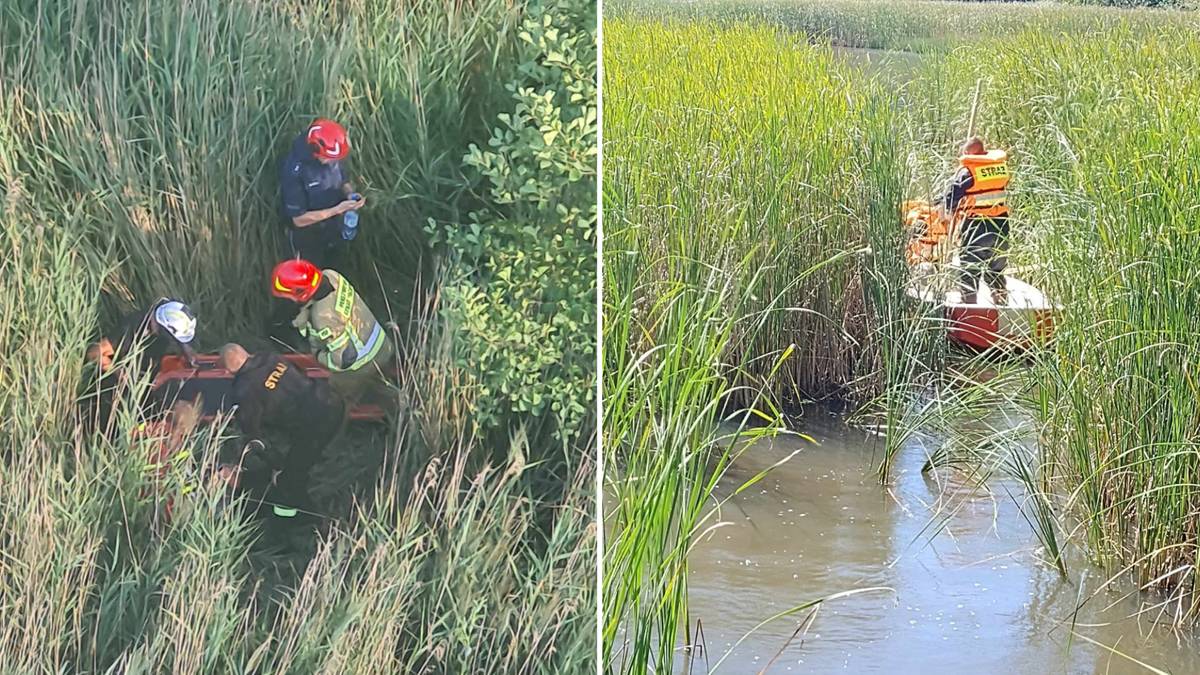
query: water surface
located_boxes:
[683,409,1200,674]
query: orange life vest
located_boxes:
[904,201,952,265]
[958,149,1009,219]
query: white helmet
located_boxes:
[154,300,197,344]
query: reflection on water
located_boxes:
[682,409,1200,674]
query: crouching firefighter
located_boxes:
[944,136,1011,305]
[269,259,394,404]
[219,342,347,518]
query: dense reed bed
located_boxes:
[602,17,915,672]
[604,18,908,407]
[626,0,1197,52]
[607,4,1200,664]
[1,0,595,671]
[921,25,1200,617]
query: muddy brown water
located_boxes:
[680,409,1200,674]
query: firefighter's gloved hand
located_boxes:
[339,343,358,370]
[178,344,199,368]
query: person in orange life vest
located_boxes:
[943,136,1011,305]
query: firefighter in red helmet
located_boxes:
[278,118,365,271]
[269,259,394,404]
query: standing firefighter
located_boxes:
[944,137,1011,305]
[269,259,393,403]
[219,343,347,518]
[278,118,365,270]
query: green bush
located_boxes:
[430,0,598,444]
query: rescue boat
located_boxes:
[903,199,1057,351]
[150,353,387,422]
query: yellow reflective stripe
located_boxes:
[334,278,355,318]
[318,350,337,370]
[326,332,351,351]
[971,189,1007,206]
[348,322,385,371]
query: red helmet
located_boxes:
[306,118,350,161]
[271,259,322,303]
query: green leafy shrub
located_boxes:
[430,0,598,444]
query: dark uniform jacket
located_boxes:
[944,167,1008,236]
[943,167,973,214]
[230,352,345,448]
[279,134,348,230]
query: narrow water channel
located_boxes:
[681,409,1200,674]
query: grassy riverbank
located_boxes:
[0,0,596,671]
[602,17,917,672]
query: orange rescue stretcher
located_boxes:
[131,353,386,522]
[149,353,386,423]
[903,199,1057,351]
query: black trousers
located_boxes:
[225,400,346,515]
[286,221,345,270]
[959,217,1009,295]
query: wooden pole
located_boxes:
[945,79,985,263]
[966,78,983,141]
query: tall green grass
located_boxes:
[603,18,917,673]
[607,8,1200,675]
[1,0,515,333]
[921,25,1200,615]
[0,0,594,670]
[604,18,909,408]
[617,0,1200,627]
[616,0,1198,53]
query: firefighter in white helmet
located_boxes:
[115,298,200,375]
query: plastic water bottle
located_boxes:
[342,210,359,240]
[342,193,361,241]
